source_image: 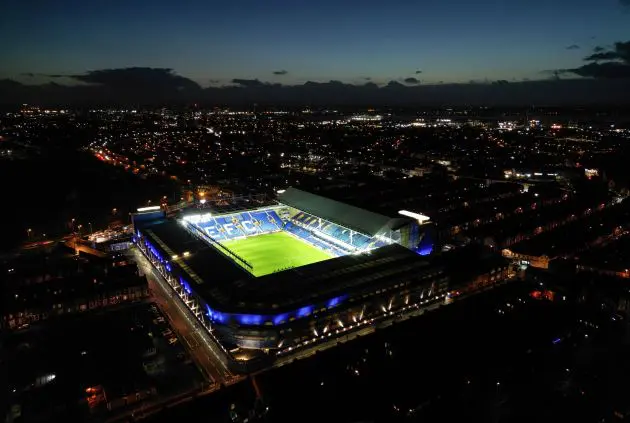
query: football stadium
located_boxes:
[133,188,445,372]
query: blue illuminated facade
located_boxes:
[135,235,349,329]
[415,223,434,256]
[204,296,348,328]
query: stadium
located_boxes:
[133,188,445,371]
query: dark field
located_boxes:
[0,148,179,251]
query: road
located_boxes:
[130,248,238,385]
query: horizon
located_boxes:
[1,0,629,104]
[3,73,630,106]
[2,0,630,87]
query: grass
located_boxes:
[220,231,333,277]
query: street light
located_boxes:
[88,222,93,234]
[27,228,32,238]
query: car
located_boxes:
[168,337,178,345]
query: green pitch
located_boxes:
[220,231,333,277]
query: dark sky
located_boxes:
[2,0,629,86]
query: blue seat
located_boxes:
[213,216,244,239]
[265,211,283,229]
[352,234,371,248]
[197,220,225,240]
[250,211,276,233]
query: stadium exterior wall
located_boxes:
[215,272,448,350]
[131,196,442,358]
[134,229,448,350]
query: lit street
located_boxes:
[130,248,239,385]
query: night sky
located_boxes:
[2,0,629,86]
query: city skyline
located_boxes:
[4,1,630,421]
[3,99,630,423]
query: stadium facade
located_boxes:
[133,188,445,370]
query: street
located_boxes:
[130,248,240,385]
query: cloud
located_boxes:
[621,0,630,7]
[415,70,423,74]
[403,77,420,85]
[272,70,288,75]
[617,41,630,61]
[20,72,65,78]
[231,78,267,87]
[386,81,406,88]
[566,44,580,50]
[559,41,630,79]
[561,62,630,78]
[69,67,201,90]
[583,51,621,61]
[4,67,630,106]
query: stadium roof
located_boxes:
[277,187,411,236]
[138,220,252,300]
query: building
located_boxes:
[133,188,443,371]
[3,257,149,330]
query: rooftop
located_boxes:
[277,187,411,236]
